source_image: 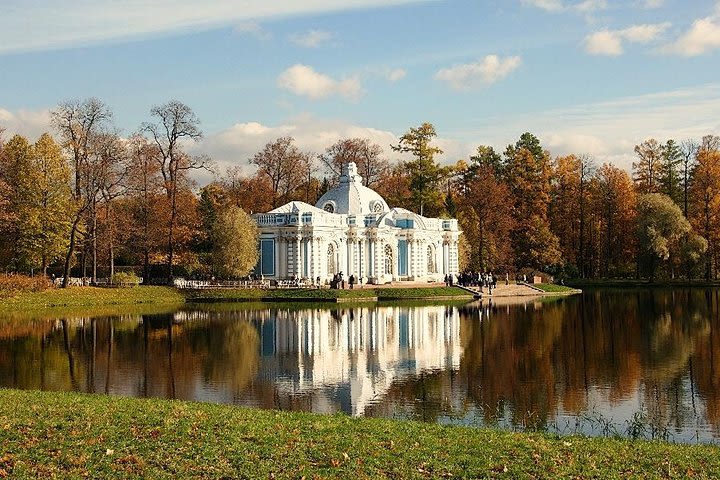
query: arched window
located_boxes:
[327,243,336,275]
[427,245,436,274]
[384,244,393,275]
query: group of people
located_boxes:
[446,271,502,292]
[328,272,359,289]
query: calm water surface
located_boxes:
[3,288,720,443]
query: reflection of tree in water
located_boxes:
[457,289,715,435]
[0,309,261,403]
[690,289,720,434]
[3,292,720,440]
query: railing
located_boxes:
[173,279,270,289]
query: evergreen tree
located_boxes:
[391,123,449,216]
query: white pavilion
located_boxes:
[252,162,460,284]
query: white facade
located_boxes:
[252,162,460,284]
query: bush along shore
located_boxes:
[0,285,474,312]
[2,389,719,479]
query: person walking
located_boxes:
[349,274,355,289]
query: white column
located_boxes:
[368,240,374,277]
[346,241,352,275]
[274,237,279,278]
[296,237,301,277]
[443,242,449,275]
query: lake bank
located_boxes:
[2,388,718,478]
[0,285,474,314]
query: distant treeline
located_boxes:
[1,99,719,284]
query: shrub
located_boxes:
[111,271,142,287]
[0,274,52,299]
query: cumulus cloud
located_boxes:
[0,107,53,140]
[584,22,671,55]
[435,55,521,91]
[277,64,363,100]
[386,68,407,82]
[661,16,720,56]
[289,29,333,48]
[0,0,428,54]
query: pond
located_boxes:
[2,288,720,443]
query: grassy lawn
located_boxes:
[532,283,581,293]
[0,285,473,315]
[1,389,719,479]
[0,286,184,312]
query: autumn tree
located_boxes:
[125,135,165,281]
[391,122,448,216]
[27,134,73,275]
[51,98,113,286]
[550,155,594,277]
[374,162,413,210]
[591,164,637,277]
[459,164,514,271]
[636,193,691,281]
[251,137,310,209]
[211,206,259,278]
[689,147,720,279]
[220,167,274,214]
[142,100,208,279]
[633,139,663,194]
[504,133,561,271]
[319,138,388,188]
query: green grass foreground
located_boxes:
[0,285,472,313]
[1,389,719,479]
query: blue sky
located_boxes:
[1,0,719,178]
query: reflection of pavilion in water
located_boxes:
[258,305,461,416]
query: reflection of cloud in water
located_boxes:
[259,305,461,416]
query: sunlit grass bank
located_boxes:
[0,285,473,313]
[1,389,718,478]
[532,283,582,294]
[0,286,185,312]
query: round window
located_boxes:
[324,202,335,213]
[371,201,383,213]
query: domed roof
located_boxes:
[315,162,390,215]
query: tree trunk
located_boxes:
[92,200,97,284]
[167,186,177,282]
[61,214,83,288]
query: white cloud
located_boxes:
[386,68,407,82]
[662,16,720,56]
[277,64,363,100]
[289,29,333,48]
[640,0,664,8]
[435,55,521,91]
[0,0,430,54]
[522,0,607,13]
[0,108,53,140]
[585,30,624,55]
[584,22,671,55]
[467,83,720,171]
[521,0,564,11]
[234,22,271,40]
[574,0,607,13]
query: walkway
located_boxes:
[459,282,546,298]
